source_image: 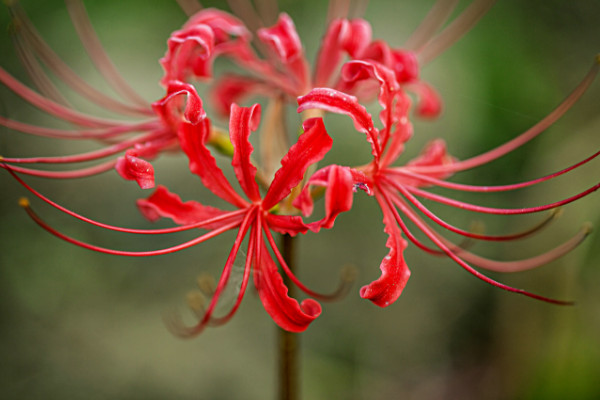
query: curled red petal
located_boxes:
[403,139,456,186]
[163,9,252,84]
[210,74,271,117]
[115,151,155,189]
[293,165,371,217]
[136,185,240,230]
[152,80,206,126]
[341,60,404,147]
[160,24,215,85]
[257,13,308,92]
[390,50,419,83]
[184,8,250,42]
[410,81,443,118]
[230,103,261,202]
[258,13,303,63]
[262,117,333,210]
[308,165,355,231]
[178,119,248,208]
[314,18,372,87]
[380,94,414,168]
[297,88,379,158]
[360,194,411,307]
[266,214,309,236]
[361,41,419,83]
[255,243,321,332]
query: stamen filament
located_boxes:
[209,216,259,326]
[65,0,150,108]
[404,0,459,51]
[262,218,354,301]
[419,0,497,64]
[405,183,600,215]
[0,66,132,128]
[409,59,599,175]
[390,149,600,192]
[9,6,152,116]
[20,199,242,257]
[378,187,573,304]
[390,178,563,241]
[169,207,256,337]
[13,33,70,106]
[1,160,117,178]
[175,0,203,17]
[388,192,590,273]
[6,167,246,235]
[2,131,164,164]
[0,116,161,139]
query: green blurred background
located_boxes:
[1,1,599,399]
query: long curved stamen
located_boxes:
[20,198,242,257]
[227,0,264,31]
[376,187,482,256]
[208,219,257,327]
[65,0,150,108]
[255,0,279,25]
[419,0,497,64]
[168,207,256,338]
[378,188,573,304]
[405,183,600,215]
[404,0,460,51]
[262,218,354,301]
[0,116,160,139]
[390,179,564,241]
[0,67,133,128]
[2,131,164,164]
[348,0,369,19]
[327,0,351,23]
[8,4,152,116]
[176,0,203,17]
[1,160,118,178]
[391,149,600,192]
[374,190,444,256]
[447,225,591,273]
[12,33,70,106]
[410,58,599,175]
[5,168,247,235]
[387,190,590,273]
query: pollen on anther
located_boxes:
[18,197,30,208]
[186,291,206,314]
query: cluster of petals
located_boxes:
[140,84,356,333]
[8,78,353,333]
[0,3,442,190]
[161,7,443,119]
[3,0,600,336]
[297,56,600,307]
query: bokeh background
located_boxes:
[1,1,599,399]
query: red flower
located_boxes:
[8,84,352,335]
[166,7,454,118]
[297,57,599,306]
[1,1,490,186]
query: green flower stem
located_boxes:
[279,233,299,400]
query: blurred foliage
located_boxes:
[0,1,599,399]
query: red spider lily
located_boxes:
[296,57,599,307]
[167,0,499,119]
[7,83,353,335]
[1,0,492,187]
